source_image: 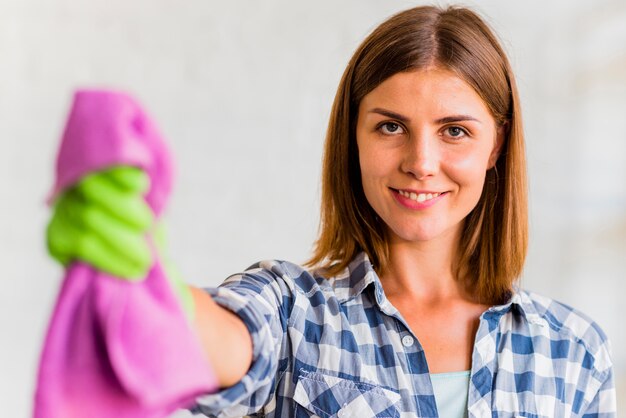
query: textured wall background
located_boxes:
[0,0,624,416]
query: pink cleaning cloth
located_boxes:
[35,90,217,418]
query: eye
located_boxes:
[378,122,405,135]
[443,125,468,139]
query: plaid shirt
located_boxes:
[192,253,616,417]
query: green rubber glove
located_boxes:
[47,166,154,280]
[46,165,194,318]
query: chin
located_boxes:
[387,224,447,244]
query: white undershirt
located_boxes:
[430,370,470,418]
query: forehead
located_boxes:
[359,67,493,120]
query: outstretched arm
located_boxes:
[190,287,253,388]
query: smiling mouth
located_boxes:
[395,189,445,203]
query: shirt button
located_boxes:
[402,335,414,347]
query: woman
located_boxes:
[47,5,616,417]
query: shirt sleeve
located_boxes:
[190,261,296,417]
[581,366,616,418]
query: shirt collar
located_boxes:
[327,252,379,300]
[322,252,397,316]
[485,285,546,326]
[331,252,548,327]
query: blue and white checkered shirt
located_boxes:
[192,253,616,417]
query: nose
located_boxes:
[400,134,439,180]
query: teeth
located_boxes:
[398,190,441,203]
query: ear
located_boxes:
[488,122,506,169]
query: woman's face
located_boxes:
[356,67,503,247]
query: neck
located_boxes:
[379,228,469,304]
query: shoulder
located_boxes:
[515,289,613,374]
[218,259,345,309]
[238,259,329,293]
[240,258,368,300]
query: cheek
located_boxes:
[359,158,380,202]
[359,146,386,183]
[358,147,373,190]
[445,148,492,186]
[358,150,392,212]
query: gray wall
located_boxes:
[1,1,624,416]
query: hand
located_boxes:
[47,165,195,318]
[46,166,154,280]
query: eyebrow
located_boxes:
[369,108,410,123]
[368,108,481,124]
[436,115,481,124]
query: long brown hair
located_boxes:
[307,5,527,305]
